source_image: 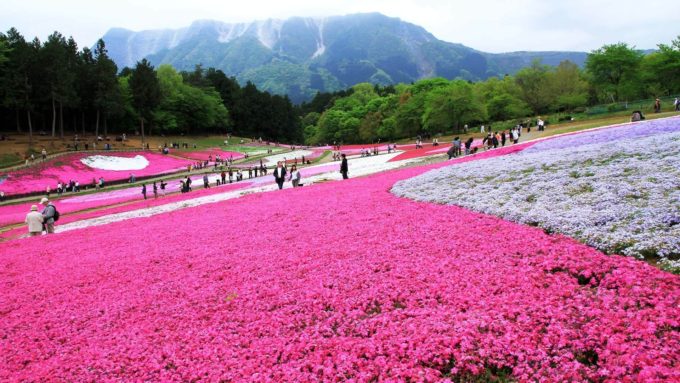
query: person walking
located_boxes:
[464,137,474,155]
[203,174,210,189]
[25,205,44,237]
[446,145,456,160]
[654,98,661,113]
[40,198,57,234]
[289,164,301,187]
[274,161,287,190]
[340,154,349,179]
[142,184,147,200]
[153,182,158,198]
[537,117,545,131]
[674,97,679,111]
[160,180,167,196]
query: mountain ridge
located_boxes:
[101,13,590,103]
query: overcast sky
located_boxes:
[2,0,678,52]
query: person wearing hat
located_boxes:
[25,205,44,236]
[40,197,57,234]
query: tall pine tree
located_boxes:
[129,59,160,146]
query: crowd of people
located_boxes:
[359,147,380,157]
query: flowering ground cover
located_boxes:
[0,139,678,381]
[4,141,538,240]
[0,170,262,229]
[523,118,678,153]
[0,152,192,196]
[0,150,419,231]
[172,148,245,161]
[0,170,251,228]
[392,117,680,271]
[1,151,428,236]
[0,180,256,240]
[263,150,315,163]
[80,154,150,170]
[388,140,486,162]
[248,151,424,187]
[0,189,143,228]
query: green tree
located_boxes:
[75,47,95,135]
[394,78,450,138]
[585,43,644,102]
[92,39,120,138]
[550,60,589,112]
[0,37,9,66]
[112,75,139,134]
[155,65,234,135]
[316,109,347,143]
[641,36,680,96]
[514,60,554,115]
[205,68,241,111]
[129,59,161,145]
[40,32,77,138]
[475,76,530,121]
[422,80,487,134]
[302,112,321,144]
[2,29,39,143]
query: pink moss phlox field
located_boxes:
[0,173,252,228]
[1,139,678,382]
[389,140,485,162]
[0,181,254,239]
[0,152,192,196]
[174,148,245,161]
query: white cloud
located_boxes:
[1,0,678,51]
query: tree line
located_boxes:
[0,28,302,145]
[300,37,680,145]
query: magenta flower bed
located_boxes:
[1,140,678,382]
[174,148,245,161]
[0,180,254,240]
[0,173,256,228]
[1,142,530,229]
[0,152,193,196]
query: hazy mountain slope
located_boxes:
[101,13,589,103]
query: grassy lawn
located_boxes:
[0,153,22,168]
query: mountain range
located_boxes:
[101,13,589,103]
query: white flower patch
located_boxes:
[263,150,314,163]
[81,155,149,171]
[392,131,680,268]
